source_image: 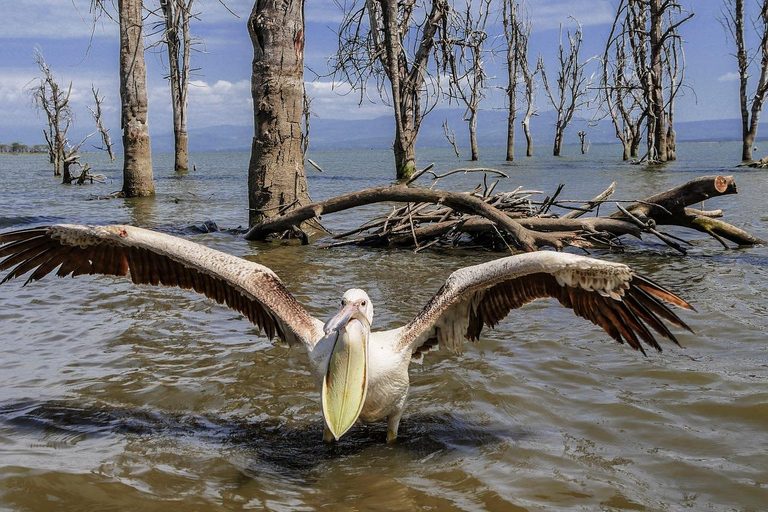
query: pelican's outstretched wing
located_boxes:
[0,225,324,347]
[393,252,694,361]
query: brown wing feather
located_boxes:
[0,225,322,347]
[395,252,694,361]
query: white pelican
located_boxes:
[0,224,693,443]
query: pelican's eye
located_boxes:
[361,300,367,307]
[341,299,347,306]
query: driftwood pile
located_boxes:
[245,169,764,255]
[740,157,768,168]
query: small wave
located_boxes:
[0,216,64,229]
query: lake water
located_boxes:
[0,142,766,511]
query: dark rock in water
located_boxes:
[190,220,221,233]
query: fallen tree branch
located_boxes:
[611,175,764,248]
[562,182,616,219]
[244,185,586,251]
[612,175,737,221]
[247,172,762,254]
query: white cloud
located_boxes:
[0,68,119,130]
[529,0,615,31]
[147,78,254,129]
[305,80,391,120]
[717,72,740,82]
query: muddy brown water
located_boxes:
[0,144,766,511]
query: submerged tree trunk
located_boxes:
[649,0,668,162]
[469,110,479,161]
[160,0,192,173]
[393,110,417,179]
[247,0,311,227]
[522,117,533,157]
[553,122,564,156]
[119,0,154,197]
[506,105,516,161]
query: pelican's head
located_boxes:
[323,289,373,336]
[321,289,373,441]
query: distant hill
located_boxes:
[170,110,768,153]
[6,109,767,153]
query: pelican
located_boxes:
[0,224,693,443]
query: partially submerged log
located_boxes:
[611,175,764,248]
[245,171,763,254]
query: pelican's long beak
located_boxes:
[321,305,370,440]
[324,303,363,336]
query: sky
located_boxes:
[0,0,753,146]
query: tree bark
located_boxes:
[247,0,311,227]
[506,105,516,161]
[522,117,533,157]
[393,120,417,179]
[553,126,563,157]
[649,0,668,162]
[119,0,154,197]
[469,110,479,161]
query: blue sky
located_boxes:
[0,0,751,145]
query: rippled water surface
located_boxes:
[0,143,766,511]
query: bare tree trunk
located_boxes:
[503,0,527,162]
[521,57,538,158]
[160,0,191,173]
[393,133,416,178]
[333,0,448,180]
[540,23,590,158]
[649,0,667,162]
[630,127,641,157]
[506,102,516,161]
[724,0,768,161]
[247,0,311,228]
[119,0,154,197]
[553,126,563,156]
[522,118,533,157]
[469,111,479,161]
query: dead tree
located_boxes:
[502,0,529,161]
[88,86,115,162]
[332,0,451,179]
[30,49,71,177]
[442,120,460,158]
[521,47,539,157]
[722,0,768,162]
[601,5,645,160]
[578,130,588,154]
[539,21,592,157]
[445,0,491,161]
[247,0,312,228]
[91,0,155,196]
[621,0,692,163]
[158,0,194,173]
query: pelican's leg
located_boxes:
[386,409,404,444]
[323,423,335,443]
